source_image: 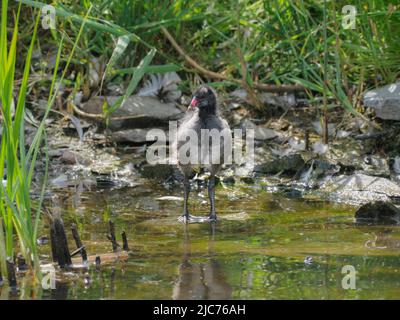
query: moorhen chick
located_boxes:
[176,86,230,222]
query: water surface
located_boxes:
[2,182,400,300]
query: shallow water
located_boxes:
[2,182,400,300]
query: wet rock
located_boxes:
[221,175,235,185]
[96,177,117,189]
[355,201,400,224]
[240,119,280,141]
[37,236,49,246]
[156,196,183,201]
[363,81,400,120]
[298,158,340,187]
[320,173,400,204]
[82,96,184,130]
[51,174,97,188]
[240,176,255,184]
[254,154,305,175]
[139,164,175,180]
[61,150,89,165]
[361,155,390,177]
[329,138,373,173]
[61,150,78,165]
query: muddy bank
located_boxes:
[28,94,400,208]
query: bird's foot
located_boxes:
[207,213,217,222]
[178,214,212,223]
[178,214,198,223]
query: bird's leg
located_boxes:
[208,175,217,221]
[179,176,191,223]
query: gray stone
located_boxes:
[363,81,400,120]
[240,119,280,141]
[230,89,297,108]
[320,173,400,204]
[82,95,184,130]
[254,153,305,174]
[110,128,168,143]
[60,150,92,166]
[360,154,390,177]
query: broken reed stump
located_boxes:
[107,220,119,252]
[95,256,101,266]
[50,215,72,268]
[121,231,129,251]
[71,223,88,263]
[42,198,131,273]
[305,129,310,151]
[45,197,72,269]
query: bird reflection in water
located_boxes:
[173,223,232,300]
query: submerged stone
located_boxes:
[140,164,175,180]
[355,201,400,224]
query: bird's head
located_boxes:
[188,86,217,113]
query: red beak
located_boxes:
[189,97,199,108]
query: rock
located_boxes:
[138,72,182,103]
[254,154,305,175]
[259,92,297,109]
[156,196,183,201]
[221,175,235,185]
[336,130,351,139]
[393,156,400,174]
[110,128,168,144]
[230,89,297,108]
[355,201,400,224]
[82,96,184,130]
[298,158,340,187]
[361,154,390,177]
[240,176,254,184]
[312,121,336,136]
[288,137,306,151]
[139,164,175,180]
[88,57,103,88]
[312,141,328,155]
[61,150,90,165]
[320,173,400,204]
[51,174,96,188]
[240,119,280,141]
[363,81,400,120]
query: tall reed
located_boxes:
[0,1,91,284]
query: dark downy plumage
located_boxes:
[176,86,230,222]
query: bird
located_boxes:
[175,86,230,222]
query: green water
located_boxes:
[2,183,400,300]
